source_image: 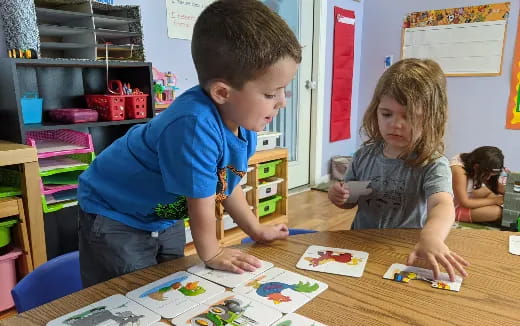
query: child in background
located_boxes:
[450,146,505,224]
[77,0,301,287]
[328,58,469,281]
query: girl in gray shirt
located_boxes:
[328,58,469,282]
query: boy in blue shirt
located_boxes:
[77,0,301,287]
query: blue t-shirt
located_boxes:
[78,86,257,232]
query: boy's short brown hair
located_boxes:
[192,0,302,89]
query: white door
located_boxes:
[262,0,313,189]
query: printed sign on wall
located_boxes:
[166,0,215,40]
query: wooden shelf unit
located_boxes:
[0,141,46,270]
[185,148,289,256]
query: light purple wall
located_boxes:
[359,0,520,171]
[320,0,364,176]
[114,0,199,94]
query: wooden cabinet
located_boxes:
[184,148,289,256]
[0,141,46,270]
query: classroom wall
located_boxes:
[359,0,520,171]
[2,0,516,177]
[320,0,364,177]
[114,0,298,96]
[114,0,199,94]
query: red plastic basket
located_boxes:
[125,93,148,119]
[85,94,125,121]
[85,80,148,121]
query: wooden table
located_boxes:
[3,229,519,326]
[0,141,46,267]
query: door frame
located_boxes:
[309,0,327,186]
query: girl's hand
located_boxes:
[252,224,289,243]
[407,235,470,282]
[328,181,350,208]
[494,195,504,206]
[204,247,262,274]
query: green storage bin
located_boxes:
[41,194,78,213]
[39,152,95,177]
[258,195,282,217]
[41,170,83,185]
[0,168,21,198]
[257,159,282,179]
[0,219,18,248]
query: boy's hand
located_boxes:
[328,181,350,208]
[252,224,289,243]
[407,235,470,282]
[205,248,262,274]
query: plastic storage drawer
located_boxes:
[185,226,193,243]
[256,131,281,151]
[0,168,21,198]
[239,166,254,186]
[0,248,22,311]
[258,177,283,199]
[258,195,282,217]
[242,185,253,194]
[222,213,238,230]
[257,160,282,179]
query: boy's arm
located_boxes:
[222,184,288,242]
[407,192,469,281]
[187,195,262,273]
[186,196,220,261]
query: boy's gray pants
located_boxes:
[78,209,185,287]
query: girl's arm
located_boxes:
[328,181,355,209]
[407,191,469,281]
[452,165,502,208]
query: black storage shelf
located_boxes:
[94,14,137,29]
[22,119,152,131]
[0,58,155,148]
[34,0,143,61]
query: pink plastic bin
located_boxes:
[0,248,22,311]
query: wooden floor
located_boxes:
[0,189,353,320]
[287,189,356,231]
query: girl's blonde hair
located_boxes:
[361,58,448,167]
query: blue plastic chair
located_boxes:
[241,228,317,244]
[11,251,83,313]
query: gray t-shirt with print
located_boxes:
[345,142,452,230]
